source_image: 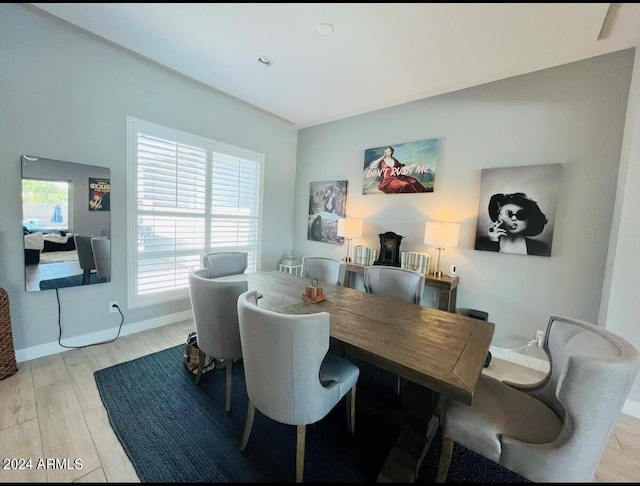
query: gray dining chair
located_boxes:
[188,269,248,412]
[90,236,111,282]
[301,256,346,286]
[201,251,248,278]
[74,234,96,285]
[363,265,425,394]
[436,315,640,483]
[237,289,360,483]
[363,265,425,305]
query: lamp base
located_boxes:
[432,270,443,278]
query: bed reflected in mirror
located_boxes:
[21,155,111,292]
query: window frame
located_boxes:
[21,179,71,232]
[126,116,264,309]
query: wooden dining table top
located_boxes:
[219,270,494,406]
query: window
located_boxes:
[127,117,263,307]
[22,179,70,232]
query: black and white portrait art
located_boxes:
[474,164,561,257]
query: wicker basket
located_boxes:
[0,288,19,380]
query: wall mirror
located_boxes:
[21,155,111,292]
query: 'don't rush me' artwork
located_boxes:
[362,138,438,195]
[307,180,348,245]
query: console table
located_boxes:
[343,262,460,313]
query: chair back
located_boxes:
[90,237,111,280]
[74,234,96,271]
[237,290,341,425]
[188,269,247,360]
[363,265,425,305]
[201,252,248,278]
[301,256,346,286]
[98,228,111,238]
[513,315,639,480]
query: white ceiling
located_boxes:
[30,3,640,129]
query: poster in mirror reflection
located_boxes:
[21,155,111,292]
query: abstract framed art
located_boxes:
[307,180,348,245]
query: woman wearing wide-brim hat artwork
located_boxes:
[475,192,551,256]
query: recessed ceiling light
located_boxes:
[257,56,272,66]
[316,23,334,36]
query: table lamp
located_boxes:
[337,218,362,262]
[424,222,460,278]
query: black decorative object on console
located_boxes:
[374,231,403,267]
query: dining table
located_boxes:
[218,270,494,482]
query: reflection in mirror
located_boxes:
[21,155,111,292]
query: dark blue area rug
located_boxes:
[94,345,529,483]
[39,273,104,290]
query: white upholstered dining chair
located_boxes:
[188,269,248,412]
[363,265,425,394]
[436,315,640,483]
[363,265,425,305]
[301,256,346,286]
[201,251,248,278]
[236,290,360,482]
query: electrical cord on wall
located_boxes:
[55,288,125,349]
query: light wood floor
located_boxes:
[0,320,638,482]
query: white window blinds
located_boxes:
[210,154,260,271]
[127,117,263,307]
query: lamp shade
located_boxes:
[337,218,362,238]
[424,222,459,248]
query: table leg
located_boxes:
[343,269,352,288]
[437,287,457,313]
[377,380,440,482]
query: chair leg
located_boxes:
[436,436,454,483]
[346,385,356,435]
[224,360,233,412]
[239,401,255,451]
[296,424,306,483]
[194,349,205,385]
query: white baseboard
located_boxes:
[489,344,550,373]
[15,310,192,363]
[621,399,640,419]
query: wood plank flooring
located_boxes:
[0,319,638,482]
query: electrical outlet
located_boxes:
[109,301,119,314]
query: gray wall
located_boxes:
[600,46,640,407]
[0,4,298,351]
[294,50,635,354]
